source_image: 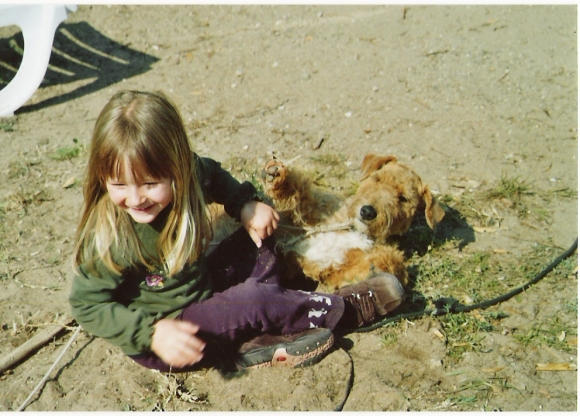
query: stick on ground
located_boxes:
[0,318,74,373]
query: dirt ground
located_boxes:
[0,4,577,412]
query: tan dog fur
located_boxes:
[260,154,445,290]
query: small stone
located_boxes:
[62,177,76,188]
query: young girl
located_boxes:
[69,90,405,372]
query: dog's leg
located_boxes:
[367,246,409,286]
[261,159,336,226]
[261,159,292,199]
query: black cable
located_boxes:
[332,239,577,411]
[333,339,355,412]
[356,238,578,332]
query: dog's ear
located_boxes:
[361,154,397,180]
[422,184,446,229]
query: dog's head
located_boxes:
[346,154,445,241]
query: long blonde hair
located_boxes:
[73,90,212,277]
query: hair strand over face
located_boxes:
[73,90,212,277]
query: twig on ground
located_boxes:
[0,317,74,373]
[16,325,81,412]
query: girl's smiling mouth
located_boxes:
[131,205,153,211]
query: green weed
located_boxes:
[51,145,81,161]
[308,153,352,187]
[564,298,578,314]
[147,372,208,411]
[3,189,52,217]
[0,121,15,132]
[381,332,398,347]
[513,315,577,351]
[446,172,574,228]
[7,160,29,178]
[486,174,533,202]
[447,376,521,408]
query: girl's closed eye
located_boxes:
[106,174,173,224]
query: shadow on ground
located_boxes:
[0,21,159,114]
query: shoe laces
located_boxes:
[348,290,373,299]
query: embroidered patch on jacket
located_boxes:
[145,274,165,288]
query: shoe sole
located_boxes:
[236,330,334,370]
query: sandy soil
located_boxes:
[0,4,577,411]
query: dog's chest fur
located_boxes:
[291,230,373,269]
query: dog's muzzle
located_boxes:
[360,205,377,221]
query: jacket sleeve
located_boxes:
[68,262,156,356]
[194,153,261,222]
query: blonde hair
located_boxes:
[73,90,212,277]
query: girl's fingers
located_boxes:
[172,333,205,366]
[248,228,263,248]
[186,335,206,353]
[152,319,208,367]
[176,320,200,334]
[248,220,277,246]
[175,321,206,350]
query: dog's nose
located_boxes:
[360,205,377,221]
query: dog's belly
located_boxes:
[294,231,373,269]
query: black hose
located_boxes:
[356,238,578,332]
[332,239,577,412]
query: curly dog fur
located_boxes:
[260,154,445,290]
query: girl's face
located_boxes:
[106,163,173,224]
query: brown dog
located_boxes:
[260,154,445,290]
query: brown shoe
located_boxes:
[235,328,334,370]
[334,273,405,329]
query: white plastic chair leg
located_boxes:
[0,5,76,117]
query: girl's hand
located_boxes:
[151,319,206,368]
[240,200,280,247]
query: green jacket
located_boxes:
[69,154,259,355]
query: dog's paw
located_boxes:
[261,159,288,191]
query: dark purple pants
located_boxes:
[130,227,345,372]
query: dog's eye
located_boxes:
[398,195,408,203]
